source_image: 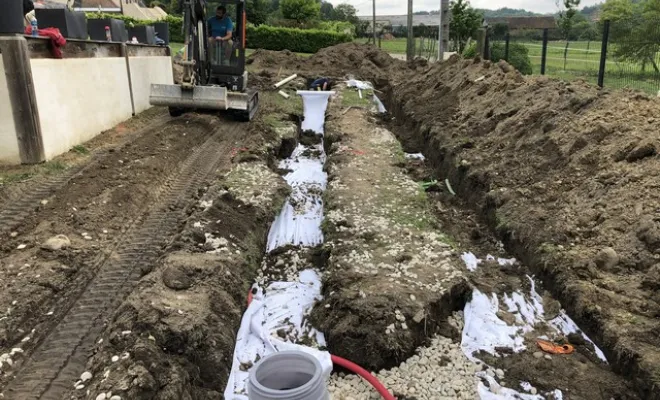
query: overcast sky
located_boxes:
[333,0,603,16]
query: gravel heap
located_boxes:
[328,333,479,399]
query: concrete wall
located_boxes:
[31,57,134,160]
[129,56,173,113]
[0,38,172,164]
[0,54,21,165]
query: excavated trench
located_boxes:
[376,86,645,399]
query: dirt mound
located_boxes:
[247,48,305,70]
[248,43,403,84]
[386,55,660,398]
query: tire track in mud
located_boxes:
[2,122,241,400]
[0,112,168,235]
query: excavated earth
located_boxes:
[383,56,660,398]
[249,43,660,399]
[0,42,656,400]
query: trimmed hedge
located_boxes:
[85,13,183,43]
[247,24,352,53]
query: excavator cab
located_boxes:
[207,0,248,90]
[149,0,259,121]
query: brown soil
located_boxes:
[76,189,287,399]
[0,114,217,358]
[403,156,639,399]
[247,43,407,87]
[385,55,660,398]
[0,102,284,397]
[311,107,471,371]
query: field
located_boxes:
[501,40,660,94]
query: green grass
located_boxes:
[358,37,424,54]
[341,88,374,108]
[503,39,660,94]
[72,145,89,155]
[0,161,68,187]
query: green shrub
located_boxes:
[461,41,532,75]
[490,42,533,75]
[247,25,352,53]
[462,42,476,58]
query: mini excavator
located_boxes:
[149,0,259,121]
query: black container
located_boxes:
[88,19,128,42]
[128,25,156,45]
[35,9,87,39]
[0,0,25,34]
[153,22,169,45]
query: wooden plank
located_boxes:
[0,36,45,164]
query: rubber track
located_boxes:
[2,125,233,400]
[0,114,168,235]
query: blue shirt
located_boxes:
[208,16,233,38]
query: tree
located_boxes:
[557,0,581,40]
[247,0,270,25]
[333,3,358,24]
[280,0,320,22]
[601,0,660,72]
[449,0,483,53]
[320,1,334,20]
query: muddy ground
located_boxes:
[0,87,298,399]
[384,55,660,398]
[0,42,656,399]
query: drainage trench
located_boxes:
[224,90,335,399]
[374,89,639,399]
[223,84,635,400]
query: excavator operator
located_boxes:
[208,5,233,66]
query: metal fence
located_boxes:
[486,19,660,95]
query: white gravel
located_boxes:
[327,334,480,399]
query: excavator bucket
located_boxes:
[149,84,228,111]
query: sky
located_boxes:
[331,0,603,16]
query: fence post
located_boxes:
[504,32,510,62]
[598,20,610,88]
[541,29,549,75]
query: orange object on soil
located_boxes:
[536,339,574,354]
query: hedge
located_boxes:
[85,13,183,43]
[462,42,533,75]
[246,24,352,53]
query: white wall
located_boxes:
[31,57,133,160]
[129,56,173,114]
[0,54,21,165]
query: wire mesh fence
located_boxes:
[486,19,660,95]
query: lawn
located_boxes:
[498,39,660,94]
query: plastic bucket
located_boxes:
[247,351,329,400]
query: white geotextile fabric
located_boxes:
[223,270,332,400]
[297,91,335,134]
[460,254,607,399]
[267,143,327,251]
[225,91,335,399]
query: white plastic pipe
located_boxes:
[274,74,298,88]
[278,90,290,99]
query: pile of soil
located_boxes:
[385,55,660,398]
[247,43,405,85]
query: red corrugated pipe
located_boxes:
[246,289,395,400]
